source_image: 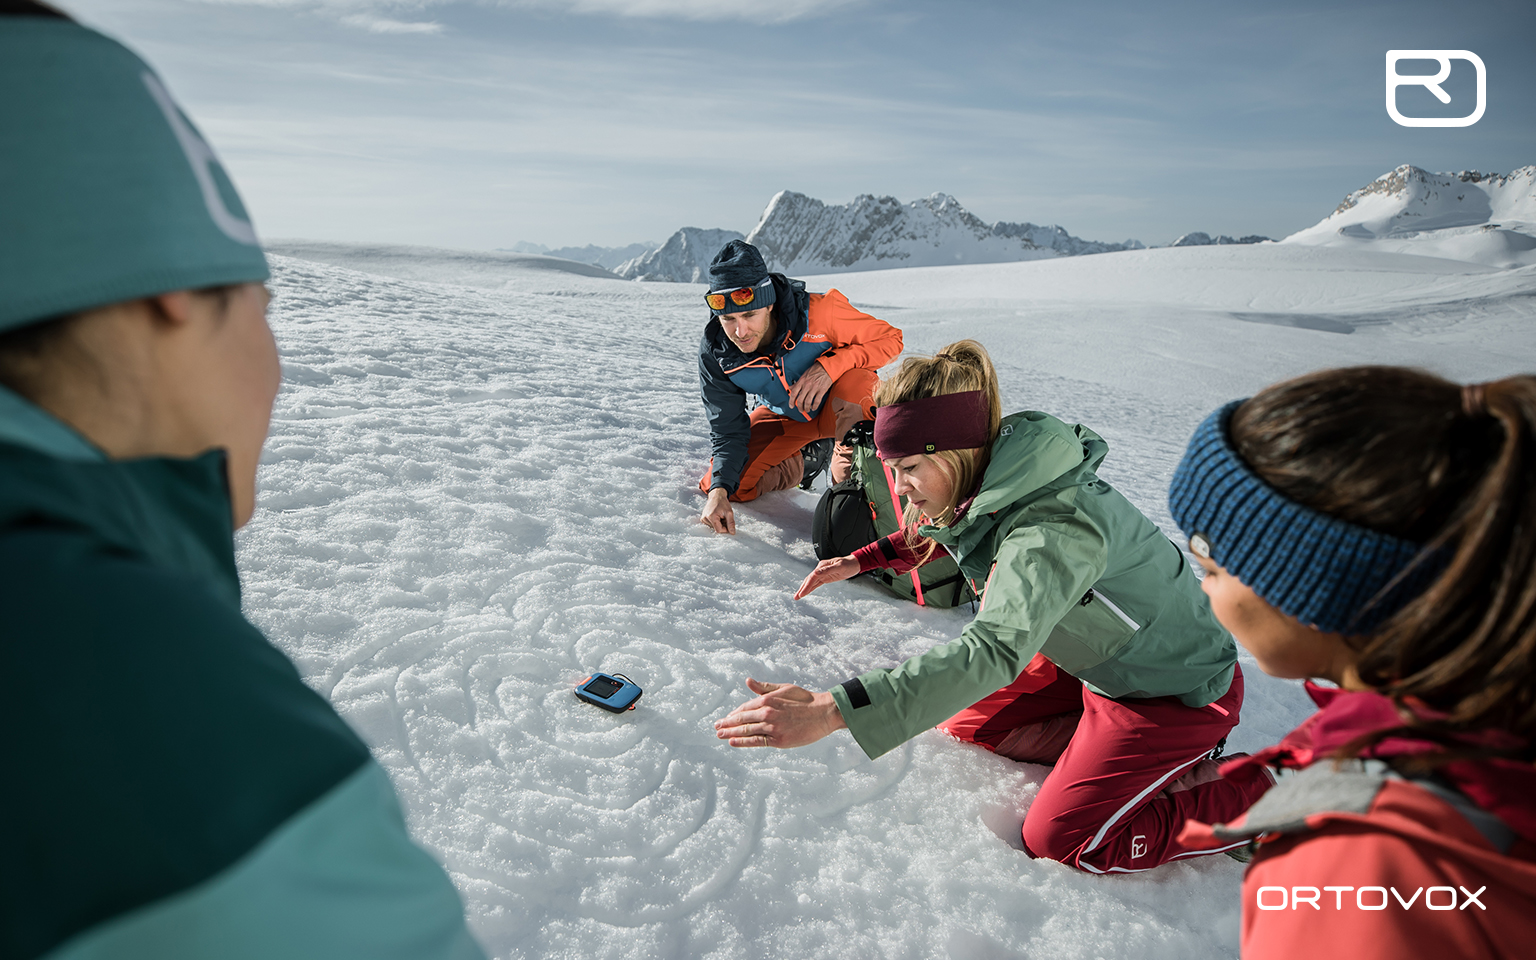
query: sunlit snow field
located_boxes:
[239,244,1536,960]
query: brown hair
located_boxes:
[873,340,1003,558]
[1231,366,1536,765]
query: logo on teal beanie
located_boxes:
[0,19,270,333]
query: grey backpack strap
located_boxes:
[1212,758,1517,853]
[1210,760,1386,842]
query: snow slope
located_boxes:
[746,191,1142,275]
[1282,165,1536,268]
[241,242,1535,960]
[265,241,620,285]
[505,242,658,272]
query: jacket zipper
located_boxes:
[1083,588,1141,631]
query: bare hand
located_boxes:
[787,363,833,416]
[700,487,736,535]
[795,556,860,599]
[714,678,847,748]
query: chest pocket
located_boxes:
[1040,587,1140,676]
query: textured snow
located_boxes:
[238,243,1535,960]
[1283,164,1536,268]
[747,191,1142,276]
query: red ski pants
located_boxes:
[940,654,1268,873]
[699,367,878,502]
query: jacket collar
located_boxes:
[922,412,1102,545]
[0,383,104,462]
[0,390,241,608]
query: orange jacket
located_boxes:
[700,277,902,493]
[798,289,904,385]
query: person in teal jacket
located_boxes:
[0,7,484,958]
[716,340,1273,873]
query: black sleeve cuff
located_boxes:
[839,678,871,709]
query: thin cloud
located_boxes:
[340,12,444,31]
[503,0,871,22]
[185,0,871,24]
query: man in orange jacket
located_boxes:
[697,240,902,534]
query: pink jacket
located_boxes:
[1180,684,1536,959]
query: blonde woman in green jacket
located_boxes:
[715,340,1273,873]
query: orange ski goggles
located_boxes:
[705,286,760,312]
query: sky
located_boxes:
[60,0,1536,250]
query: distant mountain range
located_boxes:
[740,191,1144,276]
[614,228,745,283]
[507,165,1536,282]
[1170,232,1272,247]
[1279,164,1536,269]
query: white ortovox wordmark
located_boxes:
[1386,50,1486,128]
[140,71,260,245]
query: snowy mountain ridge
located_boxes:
[614,227,745,282]
[745,190,1144,276]
[1282,164,1536,268]
[1170,232,1272,247]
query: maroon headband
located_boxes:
[874,390,991,459]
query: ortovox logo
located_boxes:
[924,443,936,453]
[1257,885,1487,911]
[141,72,260,245]
[1130,835,1148,859]
[1386,50,1486,128]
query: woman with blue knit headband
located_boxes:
[717,339,1274,874]
[0,5,483,958]
[1169,367,1536,960]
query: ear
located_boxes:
[146,291,201,329]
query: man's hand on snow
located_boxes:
[787,363,833,416]
[715,679,847,748]
[794,556,860,599]
[700,487,737,535]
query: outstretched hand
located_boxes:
[794,555,860,599]
[714,678,847,748]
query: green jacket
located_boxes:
[0,388,483,960]
[832,411,1236,760]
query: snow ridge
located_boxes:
[615,227,745,282]
[504,242,658,271]
[1282,164,1536,268]
[745,190,1143,275]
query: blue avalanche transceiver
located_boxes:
[574,672,642,713]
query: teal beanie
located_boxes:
[0,17,271,333]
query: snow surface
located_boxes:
[239,243,1535,960]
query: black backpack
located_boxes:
[812,421,976,608]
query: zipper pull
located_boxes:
[1080,590,1094,606]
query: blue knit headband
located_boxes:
[1168,401,1440,635]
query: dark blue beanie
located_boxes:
[706,240,776,315]
[1168,401,1441,635]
